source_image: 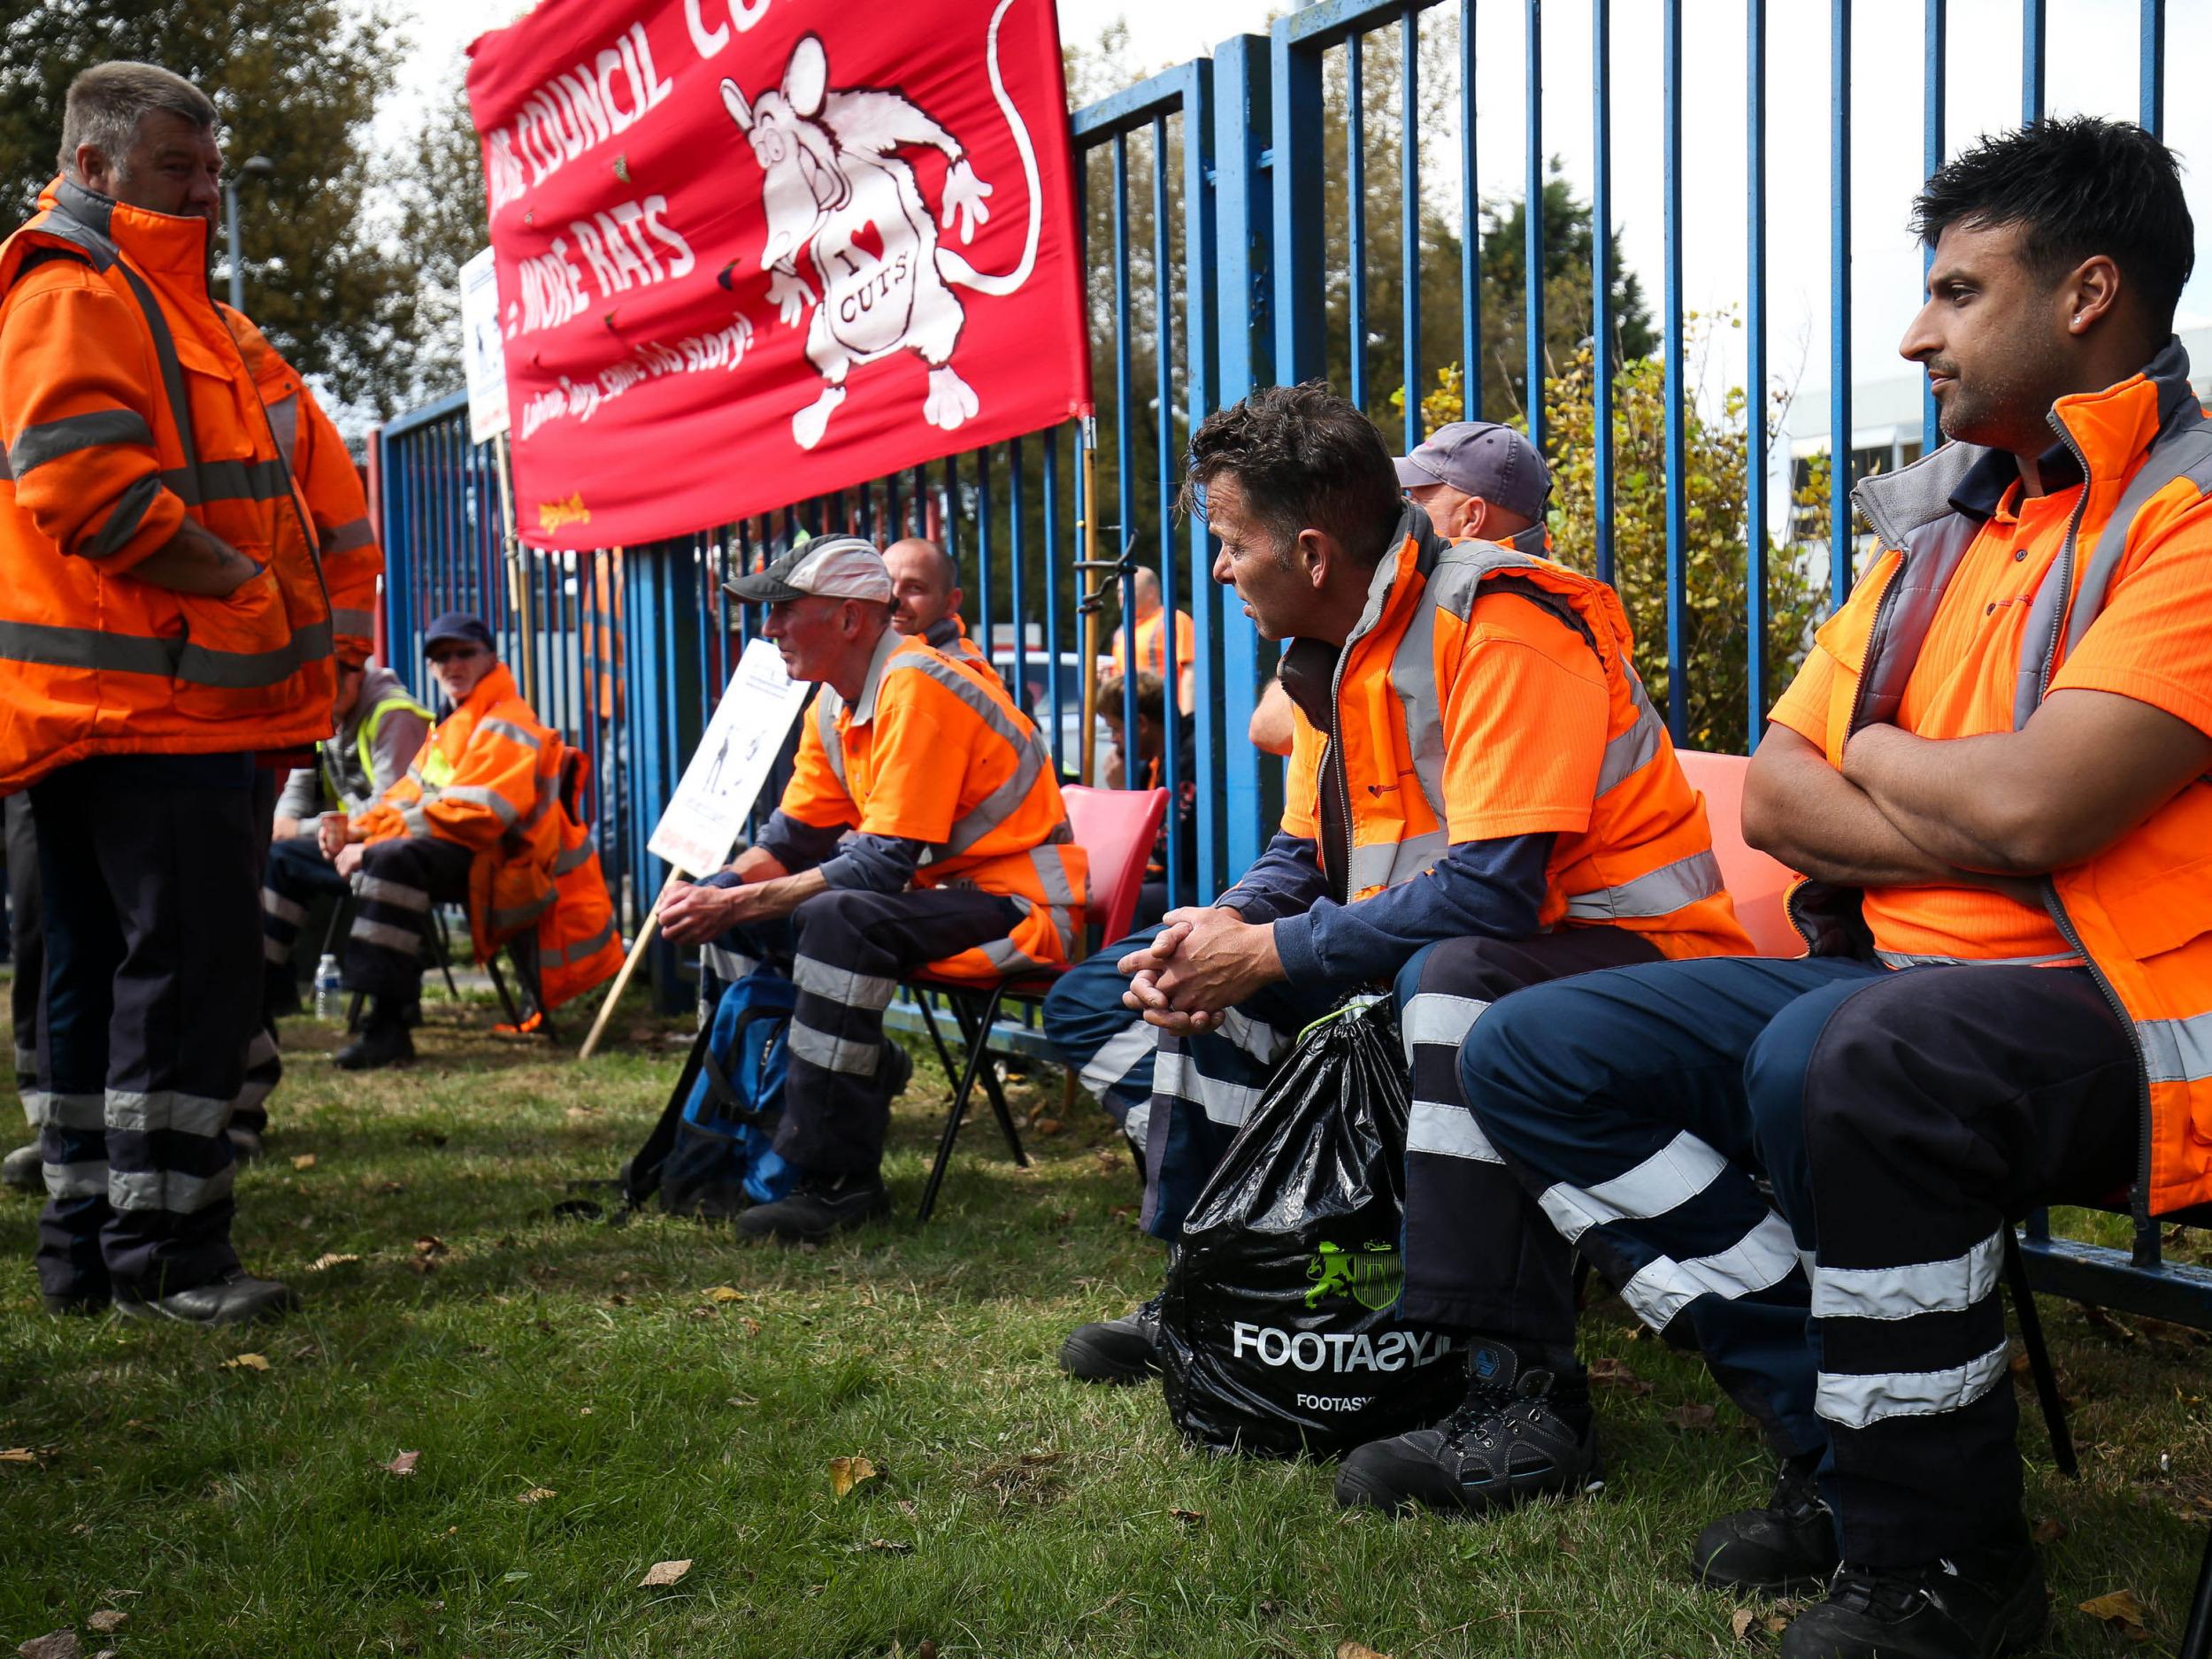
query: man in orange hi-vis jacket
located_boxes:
[1445,119,2212,1659]
[324,614,622,1070]
[1,63,339,1327]
[659,537,1087,1244]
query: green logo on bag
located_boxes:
[1303,1240,1402,1311]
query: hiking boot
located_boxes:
[3,1141,42,1193]
[1060,1294,1163,1384]
[736,1171,889,1243]
[335,1016,414,1071]
[227,1125,265,1163]
[1692,1455,1840,1591]
[1333,1339,1600,1517]
[113,1271,298,1326]
[1779,1544,2046,1659]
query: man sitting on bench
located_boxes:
[1440,118,2212,1659]
[1043,386,1751,1501]
[324,615,559,1071]
[657,538,1087,1244]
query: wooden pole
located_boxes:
[1078,416,1101,785]
[577,868,682,1060]
[493,430,539,707]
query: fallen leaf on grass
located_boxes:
[829,1455,879,1500]
[221,1353,271,1372]
[2032,1517,2069,1546]
[1730,1609,1758,1640]
[848,1538,913,1555]
[290,1153,317,1171]
[1586,1356,1652,1394]
[1663,1402,1717,1430]
[414,1235,446,1257]
[84,1612,126,1634]
[0,1448,39,1465]
[17,1632,80,1659]
[381,1450,421,1477]
[517,1487,556,1504]
[1169,1507,1205,1526]
[2079,1588,2147,1632]
[638,1558,691,1588]
[1336,1643,1392,1659]
[308,1253,360,1271]
[703,1286,746,1303]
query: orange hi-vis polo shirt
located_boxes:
[1771,449,2093,965]
[779,630,1089,980]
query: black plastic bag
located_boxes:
[1157,996,1465,1459]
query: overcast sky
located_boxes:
[385,0,2212,438]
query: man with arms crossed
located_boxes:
[1442,119,2212,1659]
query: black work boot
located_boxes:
[879,1039,913,1098]
[336,1003,415,1071]
[113,1270,298,1326]
[1333,1338,1600,1517]
[1779,1542,2046,1659]
[1692,1454,1841,1591]
[737,1171,889,1243]
[1060,1293,1164,1384]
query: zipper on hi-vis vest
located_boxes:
[1325,632,1356,902]
[2032,411,2154,1224]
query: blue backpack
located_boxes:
[622,964,799,1218]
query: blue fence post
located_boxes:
[1661,0,1688,745]
[1180,57,1220,902]
[1592,0,1615,588]
[1829,0,1854,606]
[1215,30,1275,888]
[1747,0,1770,749]
[1524,0,1545,453]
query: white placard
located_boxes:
[648,639,811,878]
[460,248,511,445]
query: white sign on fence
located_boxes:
[647,639,811,878]
[459,248,511,445]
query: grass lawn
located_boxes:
[2,986,2208,1657]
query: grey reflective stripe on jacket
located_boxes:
[1332,507,1696,918]
[0,616,332,688]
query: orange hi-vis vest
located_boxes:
[1112,606,1195,678]
[354,662,620,1008]
[0,178,334,793]
[1282,507,1750,958]
[780,630,1090,981]
[222,308,380,665]
[1801,337,2212,1218]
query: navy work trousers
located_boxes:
[780,885,1024,1178]
[1460,954,2136,1565]
[30,752,262,1300]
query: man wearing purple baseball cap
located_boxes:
[1394,420,1552,550]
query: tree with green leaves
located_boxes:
[0,0,436,423]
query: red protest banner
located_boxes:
[465,0,1091,549]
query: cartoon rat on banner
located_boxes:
[718,0,1043,451]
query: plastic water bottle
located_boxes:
[313,954,342,1021]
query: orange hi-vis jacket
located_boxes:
[780,630,1090,981]
[1282,506,1750,959]
[1112,606,1195,679]
[1799,338,2212,1217]
[0,178,335,793]
[222,309,380,665]
[350,662,621,1009]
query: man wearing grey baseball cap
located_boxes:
[657,536,1089,1242]
[1394,419,1553,552]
